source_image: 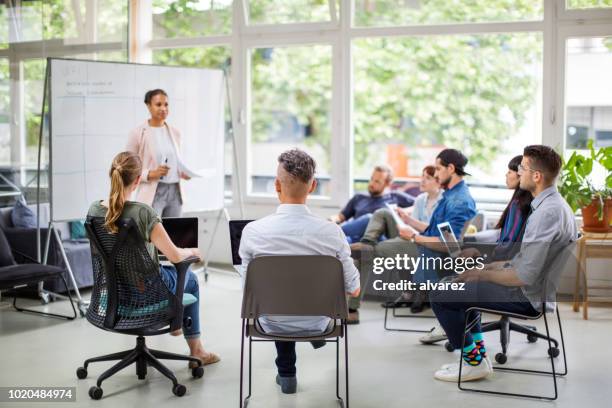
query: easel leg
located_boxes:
[202,208,230,282]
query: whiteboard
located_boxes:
[49,58,225,222]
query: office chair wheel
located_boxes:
[548,347,560,358]
[88,386,103,400]
[527,334,538,343]
[172,383,186,397]
[495,352,507,364]
[444,341,455,352]
[76,367,87,379]
[191,366,204,379]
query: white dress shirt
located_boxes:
[151,125,180,184]
[237,204,360,335]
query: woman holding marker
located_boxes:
[127,89,191,216]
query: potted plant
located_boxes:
[559,140,612,232]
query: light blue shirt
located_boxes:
[237,204,360,334]
[412,191,442,224]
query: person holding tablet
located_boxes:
[127,89,191,216]
[87,151,220,367]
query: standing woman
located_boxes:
[127,89,190,216]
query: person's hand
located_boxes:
[459,247,481,258]
[180,171,191,181]
[454,269,481,283]
[148,164,170,181]
[396,207,412,224]
[399,227,416,240]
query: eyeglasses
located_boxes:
[518,164,540,174]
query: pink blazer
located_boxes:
[126,121,183,206]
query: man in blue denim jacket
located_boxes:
[348,149,476,322]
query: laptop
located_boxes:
[229,220,254,265]
[437,221,462,258]
[159,217,198,260]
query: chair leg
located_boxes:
[12,276,77,320]
[95,349,140,387]
[83,350,133,368]
[383,305,435,333]
[148,348,201,366]
[344,323,350,408]
[143,348,179,387]
[508,322,559,348]
[459,310,563,400]
[239,319,249,408]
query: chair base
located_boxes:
[240,319,349,408]
[77,336,203,400]
[12,275,77,320]
[383,303,435,333]
[458,306,567,400]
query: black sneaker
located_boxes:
[276,375,297,394]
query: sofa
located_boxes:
[0,203,93,294]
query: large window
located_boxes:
[152,0,232,38]
[354,0,543,26]
[564,36,612,188]
[249,45,333,196]
[566,0,612,9]
[247,0,338,24]
[353,33,543,186]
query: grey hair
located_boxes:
[277,149,316,184]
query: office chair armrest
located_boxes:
[168,256,200,332]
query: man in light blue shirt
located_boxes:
[238,149,360,394]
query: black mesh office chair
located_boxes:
[76,217,203,400]
[240,255,350,408]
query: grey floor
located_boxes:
[1,269,611,408]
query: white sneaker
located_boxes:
[434,359,492,382]
[419,326,448,344]
[441,354,493,371]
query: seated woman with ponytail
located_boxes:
[87,151,220,366]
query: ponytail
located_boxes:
[104,152,142,233]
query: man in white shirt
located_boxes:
[237,149,360,394]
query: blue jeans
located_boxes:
[430,281,538,349]
[341,214,373,244]
[160,265,201,339]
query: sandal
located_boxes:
[189,352,221,368]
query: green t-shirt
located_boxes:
[87,200,161,265]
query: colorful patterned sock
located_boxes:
[472,332,487,359]
[462,342,483,366]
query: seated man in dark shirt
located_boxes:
[331,165,414,243]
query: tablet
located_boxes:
[385,203,419,235]
[437,221,462,258]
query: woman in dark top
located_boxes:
[88,151,219,367]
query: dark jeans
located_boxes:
[160,265,201,339]
[341,214,372,244]
[274,341,326,377]
[430,281,538,349]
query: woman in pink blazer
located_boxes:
[126,89,190,216]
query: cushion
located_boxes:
[99,293,197,318]
[0,227,16,267]
[0,264,65,289]
[70,221,87,240]
[11,197,37,229]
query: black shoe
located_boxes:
[311,340,326,349]
[381,292,413,308]
[276,375,297,394]
[410,290,428,314]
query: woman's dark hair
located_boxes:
[496,155,533,229]
[144,89,168,105]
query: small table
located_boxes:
[573,230,612,320]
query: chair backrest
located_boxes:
[85,216,177,332]
[241,255,348,320]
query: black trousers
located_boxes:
[274,340,326,377]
